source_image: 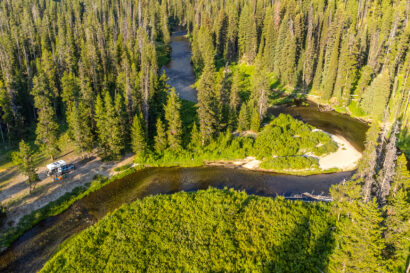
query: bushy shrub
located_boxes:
[41,189,335,273]
[260,156,319,170]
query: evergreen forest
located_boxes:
[0,0,408,272]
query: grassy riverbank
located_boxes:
[41,188,335,272]
[144,113,342,175]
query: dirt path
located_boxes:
[0,151,134,228]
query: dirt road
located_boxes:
[0,151,134,229]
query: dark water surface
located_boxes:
[0,32,369,273]
[269,102,369,152]
[161,31,197,102]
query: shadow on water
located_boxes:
[0,167,353,273]
[268,101,369,152]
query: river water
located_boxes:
[0,31,369,273]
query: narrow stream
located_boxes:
[0,31,369,273]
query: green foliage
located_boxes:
[165,88,183,152]
[197,63,220,144]
[0,168,139,250]
[131,113,147,160]
[0,204,7,227]
[253,114,337,159]
[261,156,319,171]
[32,73,60,160]
[154,118,167,154]
[328,200,386,273]
[384,154,410,272]
[11,140,38,191]
[148,114,337,174]
[250,108,260,132]
[237,103,250,131]
[41,189,335,273]
[361,70,391,119]
[113,164,132,172]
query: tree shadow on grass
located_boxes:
[266,208,335,273]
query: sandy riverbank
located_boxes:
[318,134,362,171]
[207,132,362,173]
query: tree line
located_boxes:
[0,0,408,153]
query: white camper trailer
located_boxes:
[47,160,66,176]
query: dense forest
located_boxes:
[0,0,408,156]
[0,0,409,272]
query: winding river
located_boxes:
[0,31,369,273]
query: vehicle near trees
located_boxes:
[46,160,66,176]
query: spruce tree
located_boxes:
[32,73,60,160]
[61,72,80,109]
[237,103,250,132]
[250,108,260,133]
[131,113,147,160]
[238,4,257,63]
[165,88,182,152]
[251,59,269,119]
[12,140,38,193]
[384,157,410,273]
[358,122,380,202]
[361,70,391,119]
[197,63,219,144]
[104,92,124,159]
[94,94,109,156]
[329,200,386,273]
[114,92,129,146]
[188,122,201,151]
[67,101,93,157]
[154,118,167,154]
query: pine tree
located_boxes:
[94,94,109,156]
[12,140,38,193]
[377,122,399,205]
[261,7,277,71]
[61,72,80,109]
[188,122,201,151]
[329,200,386,273]
[358,122,380,202]
[224,3,239,61]
[131,113,147,160]
[165,88,182,152]
[250,108,260,132]
[384,155,410,272]
[238,5,257,63]
[104,92,124,159]
[228,70,241,128]
[0,80,14,146]
[32,73,60,160]
[237,103,250,132]
[154,118,167,154]
[114,92,129,147]
[67,101,93,156]
[197,63,219,144]
[251,59,269,119]
[361,70,391,119]
[321,25,341,101]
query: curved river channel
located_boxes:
[0,31,369,273]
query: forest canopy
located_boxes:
[0,0,408,158]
